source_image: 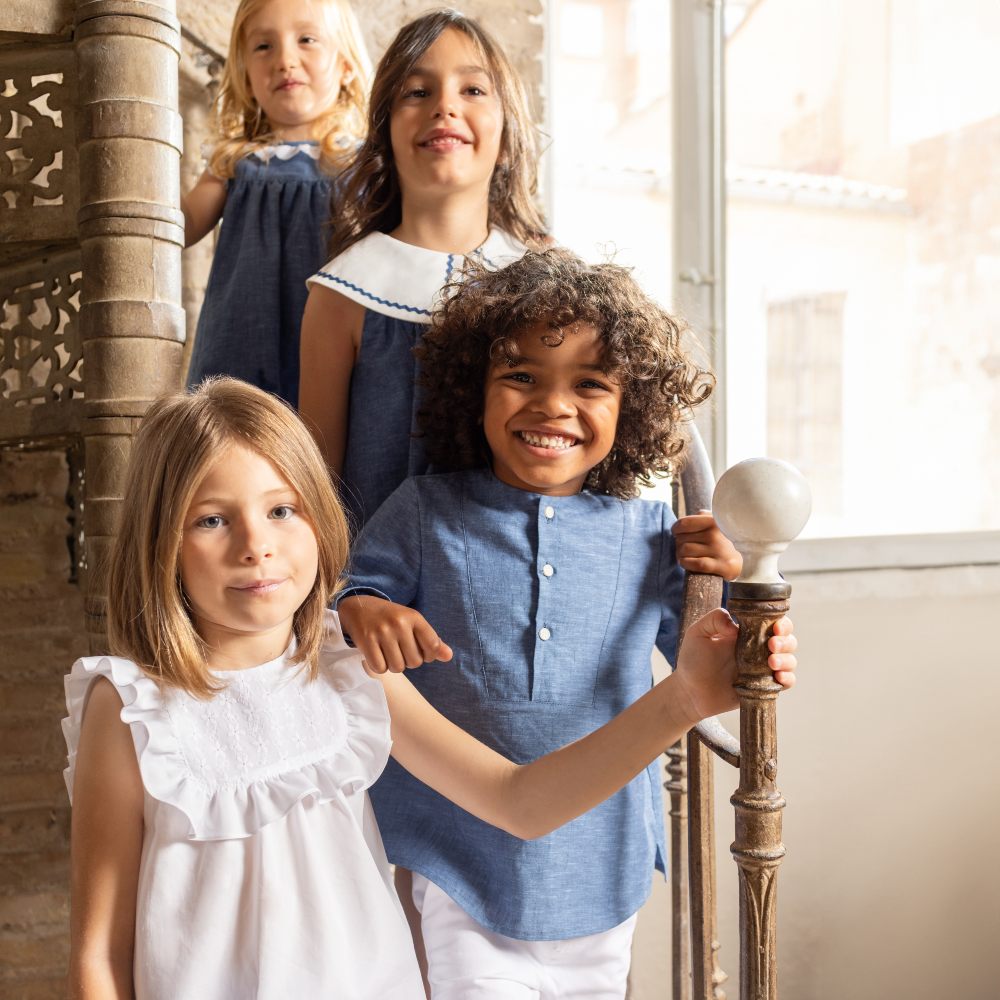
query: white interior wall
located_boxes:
[629,564,1000,999]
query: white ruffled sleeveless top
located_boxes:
[62,612,424,1000]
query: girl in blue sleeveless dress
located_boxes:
[182,0,370,406]
[299,11,547,528]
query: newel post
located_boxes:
[713,459,810,1000]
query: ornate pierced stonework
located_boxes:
[0,45,79,246]
[0,250,83,441]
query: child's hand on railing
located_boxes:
[337,595,453,675]
[670,609,797,726]
[672,509,743,581]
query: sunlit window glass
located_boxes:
[725,0,1000,537]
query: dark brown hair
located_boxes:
[416,248,714,499]
[107,378,350,697]
[328,8,547,257]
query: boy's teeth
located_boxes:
[519,431,574,450]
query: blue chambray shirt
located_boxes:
[342,468,685,940]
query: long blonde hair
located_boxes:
[209,0,372,178]
[107,378,350,698]
[329,9,548,258]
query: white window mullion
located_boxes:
[671,0,727,473]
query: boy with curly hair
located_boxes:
[338,247,741,998]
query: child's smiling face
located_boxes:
[243,0,349,141]
[483,322,622,496]
[180,443,319,669]
[390,27,504,205]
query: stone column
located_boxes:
[74,0,185,649]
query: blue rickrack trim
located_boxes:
[313,272,432,316]
[445,253,456,281]
[471,247,497,268]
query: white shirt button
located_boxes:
[542,564,554,577]
[544,505,555,519]
[539,627,552,641]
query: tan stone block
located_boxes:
[81,433,132,500]
[77,138,181,212]
[177,0,239,58]
[0,807,71,855]
[1,0,73,37]
[0,773,68,809]
[0,889,69,934]
[82,335,184,405]
[76,31,179,106]
[0,720,67,769]
[0,681,65,716]
[0,554,47,586]
[0,932,70,979]
[0,978,67,1000]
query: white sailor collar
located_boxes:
[308,230,528,323]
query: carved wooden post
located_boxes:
[674,426,730,1000]
[75,0,185,649]
[713,459,810,1000]
[664,737,690,1000]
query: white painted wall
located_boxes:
[629,563,1000,999]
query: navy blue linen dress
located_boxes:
[187,143,332,407]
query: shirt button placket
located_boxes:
[534,499,558,697]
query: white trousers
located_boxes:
[411,873,637,1000]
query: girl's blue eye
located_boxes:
[196,514,224,529]
[271,505,295,520]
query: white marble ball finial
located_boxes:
[712,458,812,584]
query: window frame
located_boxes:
[668,0,1000,572]
[543,0,1000,572]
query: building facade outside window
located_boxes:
[547,0,1000,561]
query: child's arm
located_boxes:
[181,170,228,248]
[339,595,453,674]
[299,285,364,475]
[68,677,143,998]
[672,509,743,580]
[381,609,796,840]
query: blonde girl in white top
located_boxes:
[64,378,797,999]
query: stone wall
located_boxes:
[0,449,86,996]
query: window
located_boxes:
[725,0,1000,545]
[548,0,1000,568]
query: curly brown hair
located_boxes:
[416,248,714,499]
[328,9,547,258]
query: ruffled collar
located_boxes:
[251,141,321,163]
[309,230,527,323]
[62,612,392,841]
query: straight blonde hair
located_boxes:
[209,0,372,178]
[107,378,349,698]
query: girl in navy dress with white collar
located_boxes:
[337,248,747,998]
[182,0,370,406]
[299,10,545,530]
